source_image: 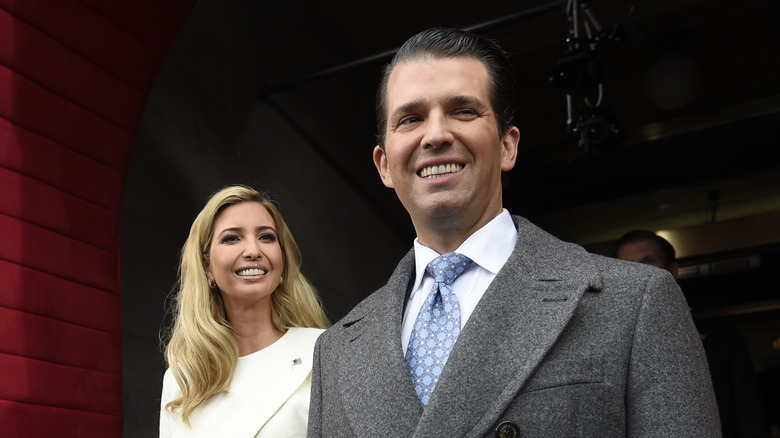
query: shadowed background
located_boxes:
[1,0,778,436]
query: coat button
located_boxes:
[495,421,520,438]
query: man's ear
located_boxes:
[373,145,395,188]
[500,126,520,172]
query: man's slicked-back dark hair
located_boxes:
[375,27,517,147]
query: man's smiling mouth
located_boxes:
[419,163,463,178]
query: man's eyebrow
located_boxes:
[390,95,488,121]
[449,94,487,109]
[390,99,426,121]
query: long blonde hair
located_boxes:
[163,185,329,424]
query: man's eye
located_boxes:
[399,115,421,126]
[454,109,477,117]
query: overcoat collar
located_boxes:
[337,216,603,437]
[338,249,421,436]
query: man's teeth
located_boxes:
[420,163,463,178]
[237,268,266,276]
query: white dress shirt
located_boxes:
[401,209,518,354]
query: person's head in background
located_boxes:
[616,229,679,279]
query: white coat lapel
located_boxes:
[251,329,318,436]
[242,328,320,436]
[184,328,321,437]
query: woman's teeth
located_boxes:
[237,268,266,276]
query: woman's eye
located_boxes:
[259,233,276,242]
[221,234,240,243]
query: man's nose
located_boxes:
[423,113,455,148]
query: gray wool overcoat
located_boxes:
[308,216,721,437]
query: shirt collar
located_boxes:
[412,209,518,290]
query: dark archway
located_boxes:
[0,1,196,435]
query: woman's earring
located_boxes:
[208,279,216,289]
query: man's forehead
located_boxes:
[385,57,490,105]
[389,56,487,80]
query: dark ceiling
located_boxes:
[249,0,780,250]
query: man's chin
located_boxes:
[418,202,467,224]
[400,191,471,222]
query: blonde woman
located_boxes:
[160,185,329,437]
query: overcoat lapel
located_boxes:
[413,216,603,437]
[338,251,423,436]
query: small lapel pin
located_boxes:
[292,358,302,368]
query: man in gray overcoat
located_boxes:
[308,27,720,437]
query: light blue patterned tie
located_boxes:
[406,252,473,406]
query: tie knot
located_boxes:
[426,252,473,286]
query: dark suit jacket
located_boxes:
[308,216,720,437]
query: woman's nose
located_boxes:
[243,240,263,259]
